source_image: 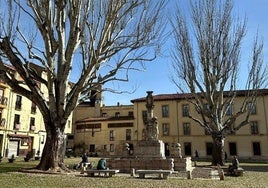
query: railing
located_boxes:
[14,123,20,130]
[0,118,6,127]
[0,96,8,106]
[30,125,36,131]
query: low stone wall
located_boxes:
[107,158,174,173]
[173,157,192,171]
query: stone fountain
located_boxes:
[107,91,191,173]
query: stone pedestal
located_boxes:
[173,157,192,171]
[135,140,165,159]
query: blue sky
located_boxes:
[102,0,268,106]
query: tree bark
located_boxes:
[212,134,225,166]
[36,124,66,171]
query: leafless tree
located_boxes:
[0,0,166,171]
[171,0,267,165]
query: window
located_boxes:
[162,123,169,136]
[15,95,22,110]
[182,104,189,117]
[67,120,71,129]
[184,142,192,156]
[21,138,29,146]
[248,102,256,115]
[115,112,120,117]
[30,117,35,126]
[13,114,20,130]
[142,110,147,122]
[183,123,191,135]
[226,104,232,116]
[89,144,95,152]
[110,144,114,152]
[109,130,114,141]
[252,142,261,156]
[30,117,35,131]
[162,105,169,117]
[229,142,237,156]
[0,109,4,127]
[0,118,5,127]
[0,88,7,106]
[126,129,131,141]
[206,142,213,155]
[250,121,259,135]
[128,111,134,117]
[31,103,37,114]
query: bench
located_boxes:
[86,169,119,177]
[74,162,93,169]
[233,168,244,176]
[135,170,172,179]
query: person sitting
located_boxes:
[97,158,107,170]
[228,155,239,175]
[80,152,89,174]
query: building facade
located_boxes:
[73,90,268,161]
[73,101,135,157]
[0,63,72,158]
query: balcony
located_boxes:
[0,96,8,108]
[14,123,20,130]
[0,118,6,129]
[30,125,36,131]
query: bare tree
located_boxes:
[171,0,267,165]
[0,0,165,171]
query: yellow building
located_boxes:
[74,90,268,161]
[0,63,72,158]
[73,101,135,157]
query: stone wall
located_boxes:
[107,157,193,172]
[107,158,174,173]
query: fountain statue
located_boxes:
[135,91,165,158]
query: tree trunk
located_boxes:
[36,126,66,171]
[212,134,225,166]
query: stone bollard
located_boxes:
[131,168,136,177]
[187,170,192,179]
[219,169,225,180]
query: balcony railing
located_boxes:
[0,96,8,106]
[0,118,6,127]
[14,123,20,130]
[30,125,36,131]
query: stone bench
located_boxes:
[136,169,172,179]
[233,168,244,176]
[86,169,119,177]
